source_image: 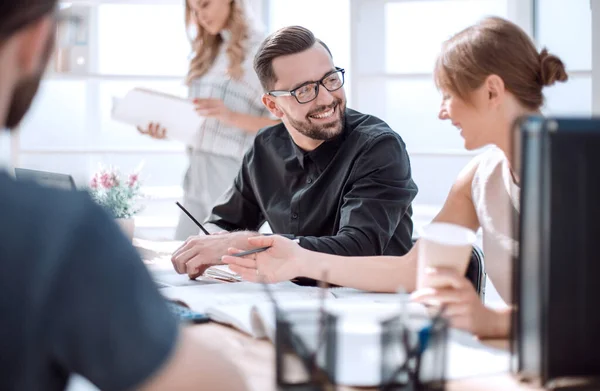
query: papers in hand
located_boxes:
[111,88,203,145]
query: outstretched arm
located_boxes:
[223,235,418,292]
[222,156,482,292]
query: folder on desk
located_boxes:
[111,88,203,145]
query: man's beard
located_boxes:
[5,28,54,130]
[286,98,346,141]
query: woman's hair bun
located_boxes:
[539,48,569,86]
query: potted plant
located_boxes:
[89,165,144,241]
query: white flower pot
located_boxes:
[116,218,135,242]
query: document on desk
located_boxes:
[133,238,183,260]
[160,281,335,338]
[444,329,510,380]
[111,88,203,145]
[136,239,230,287]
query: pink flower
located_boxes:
[100,172,114,188]
[110,172,120,187]
[90,176,98,189]
[127,173,139,188]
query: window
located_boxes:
[15,1,194,239]
[536,0,592,116]
[351,0,509,211]
[384,0,507,74]
[13,0,269,239]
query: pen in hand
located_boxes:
[231,246,271,257]
[175,201,211,236]
[230,235,298,257]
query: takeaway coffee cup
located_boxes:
[416,222,477,290]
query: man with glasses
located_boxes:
[172,26,418,284]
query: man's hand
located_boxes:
[171,232,257,279]
[221,235,306,283]
[410,267,511,338]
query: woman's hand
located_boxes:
[194,98,231,122]
[221,235,306,283]
[137,122,167,139]
[411,267,510,338]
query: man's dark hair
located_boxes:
[0,1,58,39]
[253,25,333,91]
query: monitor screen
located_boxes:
[14,168,77,191]
[512,116,600,386]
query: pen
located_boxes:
[231,246,271,257]
[175,201,211,236]
[230,236,299,257]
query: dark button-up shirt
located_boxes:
[207,108,418,260]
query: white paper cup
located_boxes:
[416,222,477,290]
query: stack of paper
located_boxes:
[112,88,203,145]
[203,265,242,282]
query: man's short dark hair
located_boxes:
[0,1,58,39]
[253,25,333,91]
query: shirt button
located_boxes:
[307,178,313,184]
[292,213,298,219]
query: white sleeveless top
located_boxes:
[471,147,520,303]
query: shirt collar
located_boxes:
[290,111,349,172]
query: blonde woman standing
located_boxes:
[139,0,278,239]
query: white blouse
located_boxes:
[188,27,270,159]
[471,147,520,303]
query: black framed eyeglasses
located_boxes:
[268,67,346,104]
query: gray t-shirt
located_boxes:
[0,172,178,391]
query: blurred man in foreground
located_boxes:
[0,2,246,390]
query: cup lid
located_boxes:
[419,222,476,246]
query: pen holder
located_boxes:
[380,311,448,390]
[274,305,448,391]
[275,307,338,391]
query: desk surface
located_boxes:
[190,323,544,391]
[137,240,543,391]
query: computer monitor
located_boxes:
[511,116,600,389]
[14,168,77,191]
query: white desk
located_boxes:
[188,323,543,391]
[136,239,544,391]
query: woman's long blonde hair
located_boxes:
[185,0,250,84]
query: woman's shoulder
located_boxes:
[470,147,509,200]
[473,147,507,176]
[459,147,504,182]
